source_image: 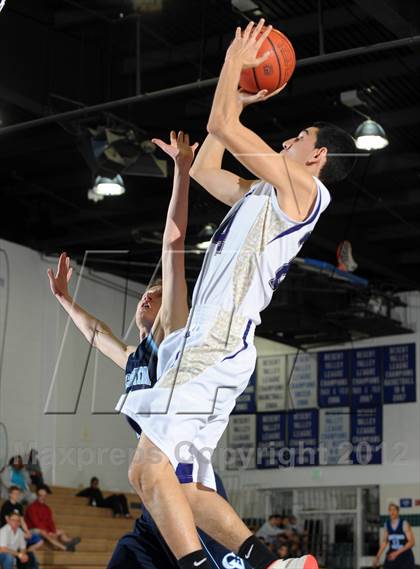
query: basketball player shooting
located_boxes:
[118,19,356,569]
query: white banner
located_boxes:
[287,352,317,409]
[319,407,351,465]
[256,355,286,412]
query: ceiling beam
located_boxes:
[329,188,420,216]
[397,251,420,264]
[123,5,368,73]
[0,86,45,116]
[353,0,418,38]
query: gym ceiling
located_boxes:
[0,0,419,346]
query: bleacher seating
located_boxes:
[1,485,141,569]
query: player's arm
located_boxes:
[394,523,415,556]
[47,253,135,370]
[373,530,388,567]
[189,133,254,206]
[151,131,197,336]
[207,20,320,221]
[190,88,275,206]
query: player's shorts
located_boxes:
[116,304,256,490]
[384,549,415,569]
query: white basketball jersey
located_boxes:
[191,177,331,325]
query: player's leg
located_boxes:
[107,528,178,569]
[182,484,318,568]
[128,434,208,567]
[182,482,251,550]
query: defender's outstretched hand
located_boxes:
[226,18,272,69]
[47,252,73,298]
[152,131,199,169]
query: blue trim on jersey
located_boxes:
[268,190,321,244]
[222,319,252,362]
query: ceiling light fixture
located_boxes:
[93,174,126,197]
[354,119,389,151]
[340,89,389,152]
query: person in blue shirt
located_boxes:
[373,502,415,568]
[48,131,251,569]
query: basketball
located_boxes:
[239,28,296,94]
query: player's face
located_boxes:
[136,285,162,329]
[389,505,399,520]
[280,126,319,164]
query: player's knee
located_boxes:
[128,457,166,500]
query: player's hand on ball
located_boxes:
[47,252,73,299]
[152,131,199,169]
[226,19,272,69]
[237,83,288,112]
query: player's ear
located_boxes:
[308,146,327,165]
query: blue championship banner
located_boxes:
[288,409,319,466]
[383,343,416,404]
[232,369,256,414]
[351,347,382,407]
[318,350,350,407]
[351,407,382,465]
[256,412,286,469]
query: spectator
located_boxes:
[0,512,39,569]
[76,477,132,518]
[0,457,35,504]
[24,488,80,552]
[26,451,51,494]
[256,514,285,545]
[276,544,289,560]
[0,487,44,552]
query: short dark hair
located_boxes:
[90,477,99,484]
[9,486,21,494]
[313,121,356,184]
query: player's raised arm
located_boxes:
[47,253,135,370]
[207,19,323,221]
[151,131,196,336]
[190,89,274,206]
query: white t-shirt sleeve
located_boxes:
[0,526,9,548]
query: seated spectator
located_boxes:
[24,488,80,552]
[0,457,35,504]
[0,512,39,569]
[277,543,289,560]
[0,487,44,552]
[26,451,51,494]
[76,477,132,518]
[256,514,285,545]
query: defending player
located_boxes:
[118,19,356,569]
[48,132,250,568]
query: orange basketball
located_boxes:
[239,28,296,94]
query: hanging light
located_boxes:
[355,119,389,151]
[93,174,126,196]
